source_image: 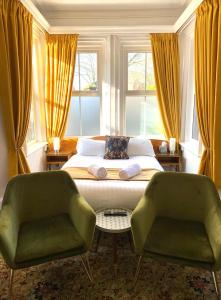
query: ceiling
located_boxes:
[23,0,201,34]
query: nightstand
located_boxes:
[46,150,73,170]
[156,152,182,171]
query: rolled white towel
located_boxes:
[88,164,107,179]
[119,164,141,180]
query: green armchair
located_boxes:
[131,172,221,295]
[0,170,96,298]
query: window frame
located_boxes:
[185,55,200,147]
[25,22,47,155]
[26,25,46,146]
[26,33,39,146]
[180,31,202,157]
[188,92,203,156]
[72,50,101,97]
[191,93,199,141]
[26,98,37,146]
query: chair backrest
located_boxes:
[146,172,220,222]
[3,171,78,223]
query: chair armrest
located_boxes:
[69,195,96,250]
[131,196,156,255]
[205,200,221,270]
[0,205,19,268]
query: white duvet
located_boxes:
[62,155,163,211]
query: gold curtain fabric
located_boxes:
[32,22,47,141]
[151,33,181,142]
[195,0,221,186]
[45,34,78,141]
[0,0,32,177]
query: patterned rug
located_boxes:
[0,231,219,300]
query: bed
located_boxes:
[62,137,163,210]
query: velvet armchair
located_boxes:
[0,170,96,298]
[131,172,221,295]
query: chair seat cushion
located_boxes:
[15,214,85,263]
[144,217,215,264]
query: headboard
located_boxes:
[48,136,169,155]
[91,136,168,154]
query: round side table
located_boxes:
[95,208,133,273]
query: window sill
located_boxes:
[26,141,47,157]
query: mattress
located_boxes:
[62,155,163,211]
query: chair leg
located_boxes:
[80,254,93,282]
[133,256,143,286]
[8,269,14,300]
[85,254,93,280]
[212,271,220,297]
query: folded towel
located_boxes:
[88,164,107,179]
[119,164,141,180]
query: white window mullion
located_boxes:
[78,54,82,136]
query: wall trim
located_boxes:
[177,14,195,34]
[20,0,50,32]
[173,0,203,32]
[21,0,201,35]
[49,25,174,35]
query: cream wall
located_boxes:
[27,146,46,172]
[182,145,201,173]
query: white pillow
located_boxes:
[76,138,105,156]
[128,137,155,157]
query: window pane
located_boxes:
[65,96,100,136]
[192,96,199,140]
[27,41,38,144]
[126,96,146,136]
[65,97,81,136]
[146,95,164,136]
[146,53,156,91]
[128,53,145,91]
[73,53,98,92]
[26,103,36,143]
[81,97,100,135]
[126,96,164,137]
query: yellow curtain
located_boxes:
[0,0,32,177]
[195,0,221,186]
[45,34,78,141]
[151,33,181,142]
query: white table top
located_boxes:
[96,208,132,233]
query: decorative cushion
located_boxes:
[128,137,155,156]
[144,217,214,264]
[15,214,85,264]
[104,136,130,159]
[77,138,105,156]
